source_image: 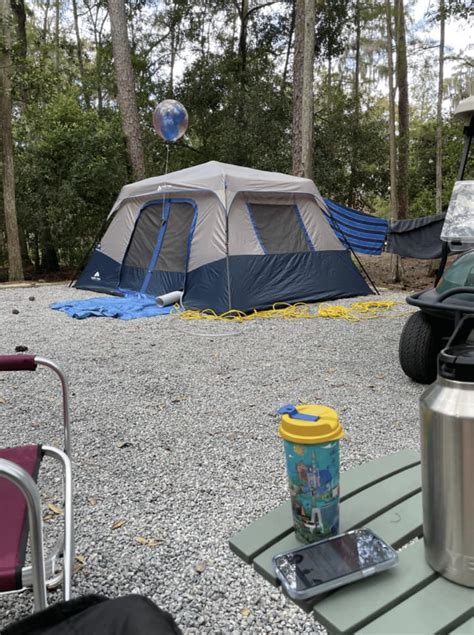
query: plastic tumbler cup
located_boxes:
[277,404,344,544]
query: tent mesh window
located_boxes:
[155,202,195,273]
[122,203,164,269]
[248,203,312,254]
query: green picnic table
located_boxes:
[229,449,474,634]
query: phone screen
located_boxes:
[274,529,395,591]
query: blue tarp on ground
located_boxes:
[324,199,388,255]
[50,291,175,320]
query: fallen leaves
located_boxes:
[88,497,97,507]
[194,561,208,573]
[240,608,251,617]
[111,519,127,530]
[134,536,148,545]
[72,554,86,574]
[47,503,63,515]
[134,536,163,547]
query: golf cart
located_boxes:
[399,95,474,384]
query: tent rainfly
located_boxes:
[76,161,372,312]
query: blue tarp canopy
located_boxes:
[324,199,388,256]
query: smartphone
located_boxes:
[272,528,398,601]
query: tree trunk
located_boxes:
[9,0,33,269]
[108,0,146,180]
[292,0,315,179]
[385,0,401,282]
[42,0,50,43]
[0,0,24,280]
[348,0,360,206]
[39,219,59,272]
[435,0,445,215]
[9,0,26,58]
[327,55,332,92]
[395,0,409,219]
[72,0,90,107]
[54,0,59,70]
[169,22,176,95]
[238,0,248,75]
[281,2,295,94]
[95,28,103,110]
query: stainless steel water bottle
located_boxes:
[420,315,474,587]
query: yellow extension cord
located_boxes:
[175,300,413,323]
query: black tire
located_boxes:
[399,312,445,384]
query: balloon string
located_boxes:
[164,143,170,177]
[161,143,170,223]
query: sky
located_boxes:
[410,1,474,104]
[413,1,474,58]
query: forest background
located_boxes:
[0,0,473,280]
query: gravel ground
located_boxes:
[0,285,424,633]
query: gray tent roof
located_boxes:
[109,161,325,217]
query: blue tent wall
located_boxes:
[76,250,122,293]
[181,251,372,313]
[225,251,371,312]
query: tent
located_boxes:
[76,161,372,312]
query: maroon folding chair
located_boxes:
[0,355,73,611]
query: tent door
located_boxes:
[120,198,197,297]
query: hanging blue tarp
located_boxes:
[324,199,388,256]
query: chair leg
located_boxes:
[0,459,48,611]
[42,446,74,601]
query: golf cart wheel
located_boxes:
[399,312,444,384]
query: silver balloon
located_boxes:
[153,99,188,142]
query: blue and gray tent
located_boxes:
[76,161,372,312]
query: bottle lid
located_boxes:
[277,404,344,444]
[438,344,474,381]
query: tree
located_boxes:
[14,94,128,269]
[0,0,23,280]
[2,0,471,278]
[292,0,315,178]
[441,0,474,19]
[71,0,90,107]
[108,0,146,180]
[385,0,401,281]
[395,0,409,218]
[348,0,361,206]
[435,0,445,215]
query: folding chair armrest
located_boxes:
[0,356,71,458]
[0,355,37,371]
[0,458,47,610]
[34,358,71,458]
